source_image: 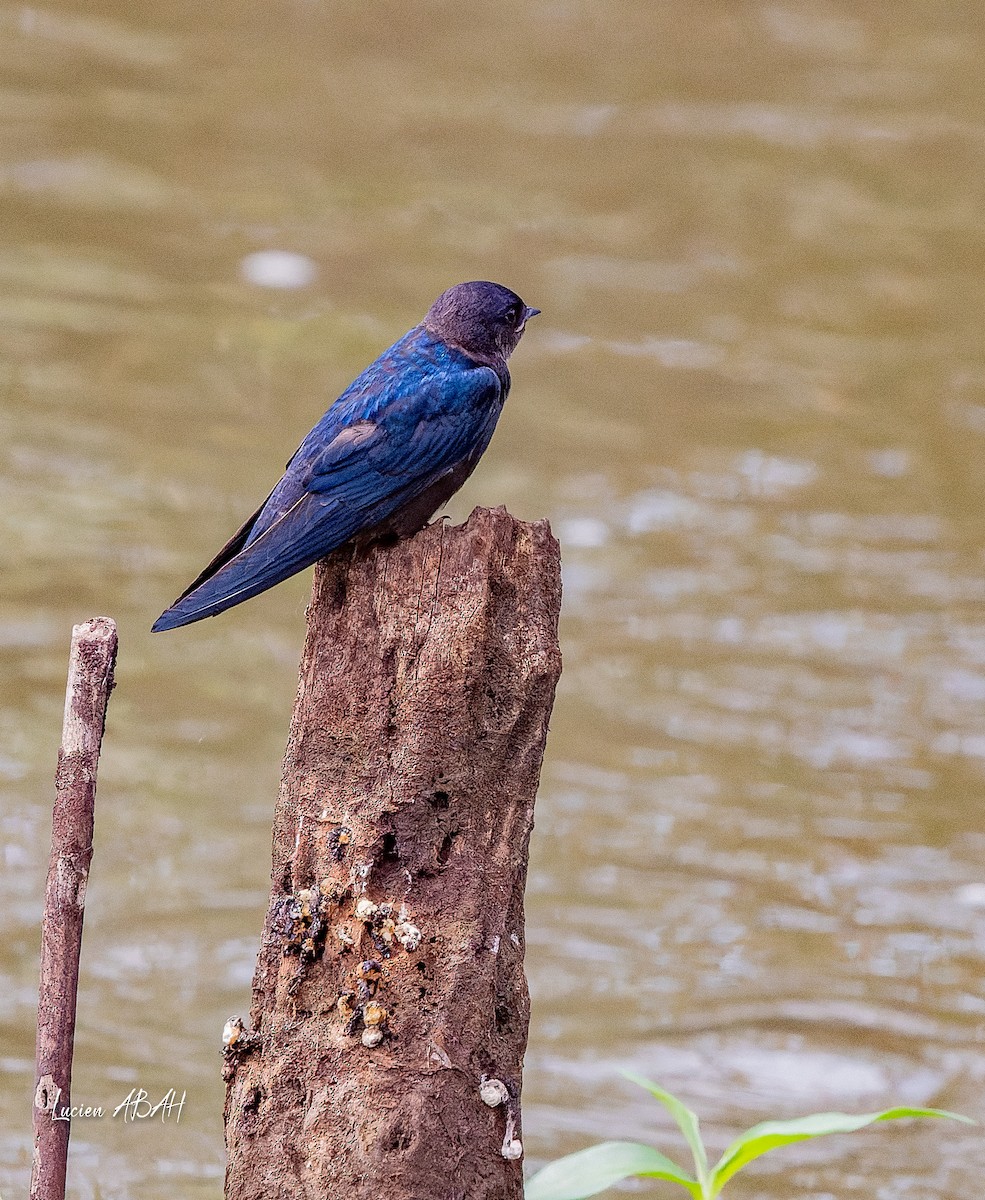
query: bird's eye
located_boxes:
[505,304,520,323]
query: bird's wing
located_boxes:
[163,421,380,605]
[152,366,502,630]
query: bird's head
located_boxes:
[423,281,540,361]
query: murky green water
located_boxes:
[2,2,984,1196]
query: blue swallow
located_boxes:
[152,281,539,631]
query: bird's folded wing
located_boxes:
[152,366,501,630]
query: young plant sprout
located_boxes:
[524,1072,972,1200]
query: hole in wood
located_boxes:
[437,831,457,866]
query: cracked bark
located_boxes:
[223,507,562,1200]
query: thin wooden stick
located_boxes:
[31,617,118,1200]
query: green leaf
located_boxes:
[621,1072,709,1188]
[524,1140,700,1200]
[710,1107,974,1193]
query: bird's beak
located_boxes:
[524,306,541,321]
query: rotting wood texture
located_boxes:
[223,507,562,1200]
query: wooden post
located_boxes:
[223,508,561,1200]
[32,617,118,1200]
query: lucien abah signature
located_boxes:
[50,1086,186,1124]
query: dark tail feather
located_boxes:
[152,496,352,631]
[152,538,323,630]
[167,505,263,607]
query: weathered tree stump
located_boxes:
[223,507,562,1200]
